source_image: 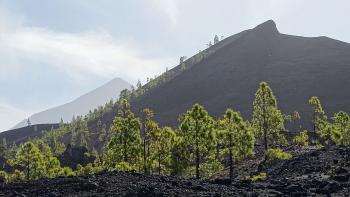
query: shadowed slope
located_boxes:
[129,20,350,131]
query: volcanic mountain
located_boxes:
[121,20,350,131]
[13,77,131,129]
[4,20,350,144]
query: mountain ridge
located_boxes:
[124,20,350,130]
[12,77,131,129]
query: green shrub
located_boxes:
[248,172,267,182]
[9,169,25,182]
[0,171,8,183]
[293,130,309,147]
[59,167,76,177]
[265,148,292,162]
[114,162,134,172]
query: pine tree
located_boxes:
[252,82,286,152]
[217,109,255,183]
[331,111,350,145]
[214,35,219,44]
[106,99,141,170]
[136,80,142,90]
[151,127,176,175]
[2,138,7,149]
[292,111,302,132]
[179,104,216,179]
[13,142,45,181]
[170,135,189,176]
[141,108,159,174]
[0,144,5,158]
[98,123,111,149]
[34,140,62,178]
[70,116,89,148]
[309,96,327,144]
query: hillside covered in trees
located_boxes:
[1,80,350,196]
[0,20,350,196]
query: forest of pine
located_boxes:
[1,81,349,184]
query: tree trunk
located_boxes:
[229,149,233,184]
[216,144,220,160]
[262,104,268,153]
[124,140,128,162]
[263,126,268,151]
[147,145,150,174]
[312,111,316,145]
[196,147,200,179]
[143,138,147,174]
[158,154,161,175]
[195,120,200,179]
[26,148,30,181]
[27,158,30,181]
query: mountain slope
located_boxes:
[126,20,350,130]
[13,77,131,129]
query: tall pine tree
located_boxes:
[252,82,285,152]
[106,99,141,170]
[217,109,255,183]
[179,104,216,179]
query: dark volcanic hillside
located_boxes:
[0,124,59,144]
[128,20,350,130]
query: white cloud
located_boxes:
[0,6,176,85]
[151,0,179,25]
[0,5,177,129]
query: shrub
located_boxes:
[59,167,76,177]
[0,170,8,183]
[9,170,25,182]
[114,162,134,172]
[265,148,292,162]
[76,163,95,176]
[249,172,267,182]
[199,160,224,179]
[293,130,309,147]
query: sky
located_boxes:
[0,0,350,131]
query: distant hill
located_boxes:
[13,77,131,129]
[98,20,350,132]
[0,124,59,144]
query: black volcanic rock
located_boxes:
[1,146,349,196]
[58,144,95,169]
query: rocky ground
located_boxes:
[0,146,349,196]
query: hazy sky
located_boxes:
[0,0,349,131]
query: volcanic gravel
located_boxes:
[0,146,349,196]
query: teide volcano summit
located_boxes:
[120,20,350,131]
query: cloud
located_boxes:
[0,4,177,130]
[0,7,176,85]
[151,0,179,25]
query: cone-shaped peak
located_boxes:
[253,20,279,35]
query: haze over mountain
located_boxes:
[12,77,130,129]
